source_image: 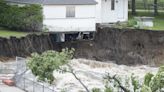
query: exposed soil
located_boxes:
[0,57,15,62]
[0,28,164,65]
[60,28,164,66]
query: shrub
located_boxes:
[28,48,74,84]
[141,85,152,92]
[92,88,101,92]
[131,74,140,92]
[144,73,154,86]
[149,66,164,92]
[0,0,43,31]
[127,18,137,27]
[105,87,113,92]
[103,66,164,92]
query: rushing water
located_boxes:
[52,59,158,92]
[20,59,159,92]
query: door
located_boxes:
[101,0,117,23]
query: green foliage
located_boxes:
[127,18,137,27]
[92,88,101,92]
[149,66,164,92]
[144,73,154,86]
[0,0,43,31]
[104,74,130,92]
[105,87,113,92]
[131,74,140,92]
[141,85,152,92]
[158,66,164,73]
[28,48,74,84]
[112,18,139,29]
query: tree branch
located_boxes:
[59,64,90,92]
[106,74,130,92]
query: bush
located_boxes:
[92,88,101,92]
[149,66,164,92]
[105,86,113,92]
[103,66,164,92]
[141,85,152,92]
[144,73,154,86]
[28,48,74,84]
[127,18,137,27]
[0,0,43,31]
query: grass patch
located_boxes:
[129,0,164,10]
[128,11,164,31]
[0,27,29,38]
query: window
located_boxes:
[66,6,75,18]
[111,0,115,10]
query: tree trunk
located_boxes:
[143,0,147,10]
[154,0,158,16]
[132,0,136,15]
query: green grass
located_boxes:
[152,18,164,30]
[0,27,29,38]
[129,0,164,10]
[134,0,164,3]
[128,11,164,31]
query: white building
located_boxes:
[6,0,128,40]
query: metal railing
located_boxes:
[14,57,56,92]
[0,61,17,74]
[16,77,55,92]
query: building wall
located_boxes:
[7,0,129,32]
[95,0,102,23]
[43,5,96,32]
[96,0,128,23]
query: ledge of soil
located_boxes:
[0,28,164,66]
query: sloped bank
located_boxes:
[0,28,164,65]
[0,34,58,57]
[60,28,164,65]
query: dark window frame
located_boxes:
[111,0,115,10]
[66,6,75,18]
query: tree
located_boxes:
[104,66,164,92]
[28,48,90,92]
[154,0,158,16]
[131,0,136,15]
[28,49,74,84]
[0,0,43,31]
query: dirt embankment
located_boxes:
[60,28,164,66]
[0,34,59,58]
[0,28,164,65]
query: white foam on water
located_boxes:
[20,59,159,92]
[51,59,158,92]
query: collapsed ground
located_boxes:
[0,28,164,66]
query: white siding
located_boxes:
[43,0,128,32]
[125,0,129,21]
[44,18,95,32]
[95,0,102,23]
[43,5,96,32]
[43,6,66,18]
[76,5,96,18]
[97,0,128,23]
